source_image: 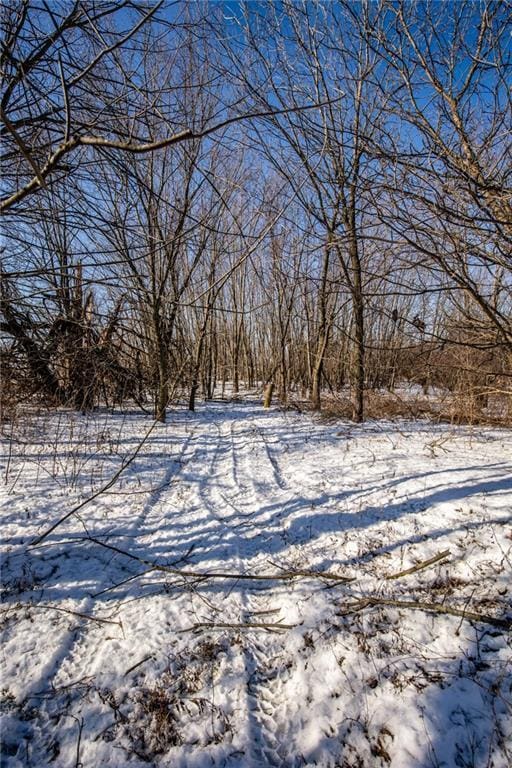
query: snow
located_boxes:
[1,398,511,767]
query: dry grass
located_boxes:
[289,387,512,427]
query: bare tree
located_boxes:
[216,1,391,419]
[369,0,512,350]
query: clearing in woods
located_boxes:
[1,398,511,767]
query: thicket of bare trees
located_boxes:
[2,0,511,423]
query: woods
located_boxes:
[1,4,512,766]
[1,1,511,421]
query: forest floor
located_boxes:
[1,397,511,767]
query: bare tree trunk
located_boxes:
[155,350,168,423]
[263,382,274,408]
[232,321,242,395]
[154,303,168,423]
[349,237,365,423]
[311,236,333,411]
[189,319,209,412]
[311,332,328,411]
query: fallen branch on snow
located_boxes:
[124,654,155,676]
[338,596,511,630]
[2,602,122,627]
[30,417,162,547]
[385,549,451,580]
[83,536,355,584]
[179,621,297,633]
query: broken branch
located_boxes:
[338,596,511,630]
[385,549,451,580]
[85,536,354,584]
[179,621,297,633]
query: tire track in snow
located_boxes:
[186,408,297,765]
[229,562,303,768]
[115,405,299,765]
[197,416,260,526]
[135,419,201,527]
[229,537,296,767]
[193,409,293,538]
[28,417,225,755]
[252,414,289,492]
[222,412,294,535]
[194,411,294,575]
[244,630,299,768]
[203,415,280,765]
[98,418,202,544]
[195,419,237,524]
[223,410,298,767]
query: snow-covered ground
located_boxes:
[1,399,511,767]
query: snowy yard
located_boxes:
[1,399,511,767]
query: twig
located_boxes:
[0,105,46,186]
[268,560,355,582]
[385,549,451,580]
[179,621,297,633]
[455,587,477,636]
[90,569,153,598]
[58,54,71,143]
[247,608,281,616]
[63,715,84,768]
[338,596,511,630]
[75,716,84,768]
[38,603,122,628]
[3,602,122,627]
[90,542,195,597]
[30,416,162,546]
[85,536,354,583]
[93,722,116,743]
[124,654,154,677]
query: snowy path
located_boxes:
[1,400,511,767]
